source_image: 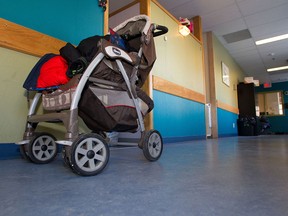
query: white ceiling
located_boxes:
[109,0,288,84]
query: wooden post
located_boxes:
[206,31,218,138]
[139,0,153,130]
[192,16,202,43]
[103,0,109,35]
[140,0,151,15]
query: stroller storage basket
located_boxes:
[79,83,151,132]
[42,87,76,111]
[42,74,81,111]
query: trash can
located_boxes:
[237,116,256,136]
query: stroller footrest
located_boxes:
[56,140,73,146]
[28,112,68,124]
[16,140,30,145]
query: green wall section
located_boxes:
[151,2,204,94]
[0,48,38,142]
[212,34,245,108]
[211,34,246,135]
[0,0,104,44]
[150,2,206,140]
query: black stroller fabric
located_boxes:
[79,85,139,132]
[59,35,110,78]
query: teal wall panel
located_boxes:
[217,108,238,137]
[153,90,206,142]
[1,0,104,44]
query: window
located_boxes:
[256,91,284,116]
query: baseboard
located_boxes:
[0,143,21,160]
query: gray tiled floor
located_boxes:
[1,135,288,216]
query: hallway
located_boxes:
[1,135,288,216]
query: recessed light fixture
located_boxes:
[256,33,288,45]
[267,65,288,72]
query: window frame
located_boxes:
[255,90,284,117]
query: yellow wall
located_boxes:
[0,47,90,143]
[212,34,245,108]
[0,47,38,142]
[151,2,204,95]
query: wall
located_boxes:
[255,81,288,133]
[212,34,244,107]
[211,33,245,136]
[0,0,104,45]
[151,1,206,142]
[109,3,140,29]
[0,0,104,144]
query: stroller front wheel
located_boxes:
[142,130,163,161]
[70,133,110,176]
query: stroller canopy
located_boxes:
[112,15,156,87]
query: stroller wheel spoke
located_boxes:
[87,139,94,151]
[38,138,45,146]
[34,150,43,158]
[88,159,96,170]
[47,145,55,150]
[93,143,103,153]
[33,145,42,151]
[77,156,89,168]
[77,147,88,156]
[94,153,105,162]
[43,150,52,159]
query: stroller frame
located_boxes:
[17,15,168,176]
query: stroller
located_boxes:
[17,15,168,176]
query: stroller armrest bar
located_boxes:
[121,24,168,40]
[100,39,136,64]
[104,45,133,64]
[152,24,168,37]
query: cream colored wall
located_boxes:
[212,34,245,107]
[151,2,204,94]
[109,3,140,29]
[0,47,90,143]
[0,47,38,142]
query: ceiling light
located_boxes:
[256,33,288,45]
[267,65,288,72]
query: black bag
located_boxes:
[78,85,138,132]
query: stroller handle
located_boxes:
[152,24,168,37]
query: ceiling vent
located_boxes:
[223,29,252,43]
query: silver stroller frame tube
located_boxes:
[19,52,105,146]
[115,49,145,133]
[59,52,106,145]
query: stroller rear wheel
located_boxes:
[142,130,163,161]
[70,133,110,176]
[19,144,32,162]
[27,133,58,164]
[61,146,75,170]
